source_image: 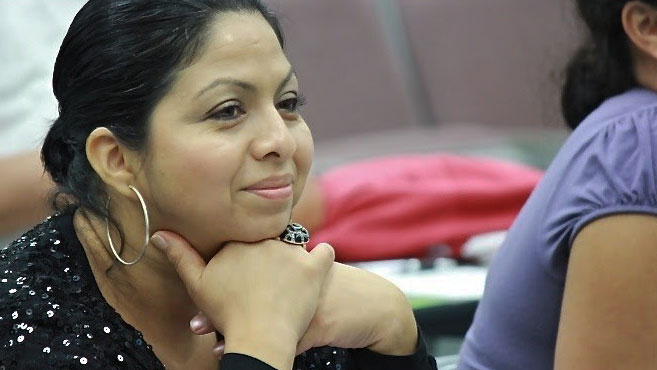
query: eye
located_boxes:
[277,93,306,114]
[207,100,246,121]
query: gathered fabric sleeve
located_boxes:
[538,106,657,276]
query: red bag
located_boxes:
[309,155,542,261]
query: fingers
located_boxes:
[308,242,335,279]
[150,231,206,296]
[212,340,225,358]
[190,312,216,335]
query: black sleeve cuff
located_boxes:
[220,353,277,370]
[350,326,438,370]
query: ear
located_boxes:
[86,127,142,199]
[622,1,657,59]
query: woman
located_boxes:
[0,1,436,369]
[458,1,657,369]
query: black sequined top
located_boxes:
[0,214,437,370]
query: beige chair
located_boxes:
[263,0,575,171]
[397,0,584,128]
[264,0,423,142]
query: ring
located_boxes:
[278,223,310,248]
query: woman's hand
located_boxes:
[297,262,418,355]
[191,262,419,357]
[150,232,335,370]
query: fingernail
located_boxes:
[150,234,168,251]
[190,317,203,332]
[212,343,225,357]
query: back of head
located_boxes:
[41,0,282,219]
[562,0,657,129]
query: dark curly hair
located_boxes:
[41,0,284,223]
[562,0,657,128]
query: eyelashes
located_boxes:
[206,93,307,123]
[208,101,245,121]
[277,93,307,114]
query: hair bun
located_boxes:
[41,118,76,185]
[561,46,605,128]
[562,39,633,129]
[561,0,636,129]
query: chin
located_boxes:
[203,215,290,245]
[240,218,289,242]
[185,215,291,259]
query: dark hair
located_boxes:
[42,0,284,221]
[561,0,657,129]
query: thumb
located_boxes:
[308,242,335,279]
[151,231,206,296]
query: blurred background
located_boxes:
[265,0,581,170]
[0,0,585,360]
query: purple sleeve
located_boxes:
[537,106,657,274]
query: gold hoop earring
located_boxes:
[105,185,150,266]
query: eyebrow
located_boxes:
[195,67,296,99]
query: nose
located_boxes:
[250,107,296,162]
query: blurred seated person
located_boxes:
[0,0,85,244]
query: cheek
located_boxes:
[295,123,314,172]
[144,132,241,218]
[158,143,222,185]
[292,126,314,202]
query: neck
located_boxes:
[631,46,657,93]
[73,210,208,362]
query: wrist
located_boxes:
[224,325,298,370]
[366,291,418,356]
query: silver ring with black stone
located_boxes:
[278,223,310,249]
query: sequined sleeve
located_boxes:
[350,326,438,370]
[0,217,163,370]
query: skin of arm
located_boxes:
[190,262,419,359]
[554,214,657,370]
[0,151,53,237]
[296,262,418,356]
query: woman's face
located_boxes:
[135,12,312,258]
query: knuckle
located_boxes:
[317,244,335,260]
[169,251,184,272]
[298,258,315,274]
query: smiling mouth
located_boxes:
[244,184,293,200]
[244,174,294,200]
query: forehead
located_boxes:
[173,12,291,92]
[207,11,281,54]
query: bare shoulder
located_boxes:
[555,214,657,370]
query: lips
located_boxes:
[244,174,293,200]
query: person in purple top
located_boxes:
[458,1,657,369]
